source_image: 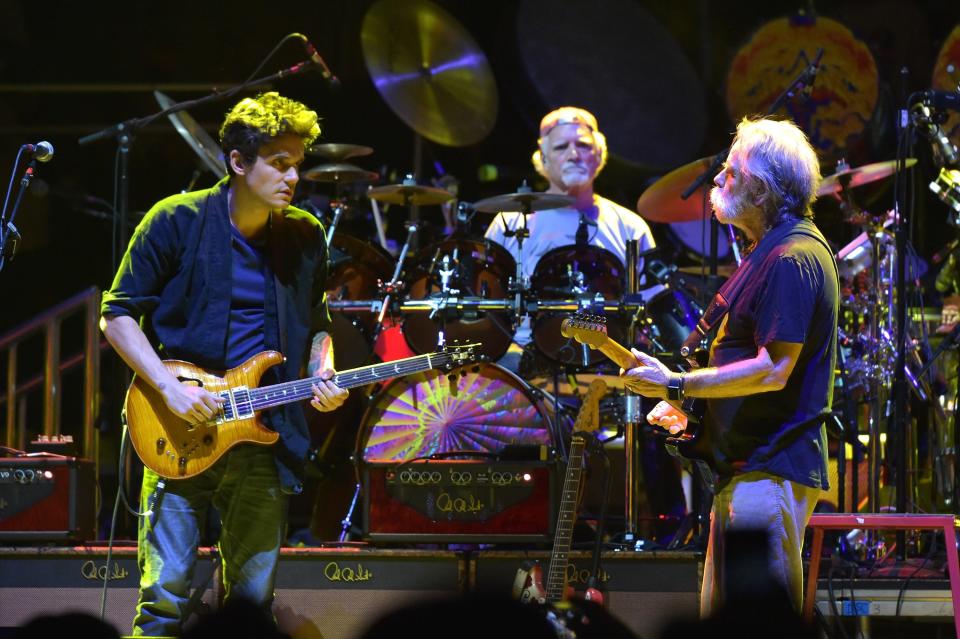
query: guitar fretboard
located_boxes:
[246,351,459,411]
[545,435,586,603]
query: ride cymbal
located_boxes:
[307,143,374,161]
[367,183,454,206]
[636,156,715,223]
[301,163,379,183]
[360,0,498,147]
[818,158,917,196]
[154,90,226,178]
[472,191,574,213]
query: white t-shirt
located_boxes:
[483,194,661,352]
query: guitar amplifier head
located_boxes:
[0,457,96,542]
[362,459,558,544]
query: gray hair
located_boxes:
[733,117,821,224]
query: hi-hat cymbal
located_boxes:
[307,143,374,161]
[360,0,498,147]
[154,90,227,178]
[473,191,575,213]
[818,158,917,196]
[368,183,454,206]
[636,156,715,223]
[301,163,380,183]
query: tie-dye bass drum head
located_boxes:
[725,14,879,164]
[933,23,960,150]
[358,363,562,463]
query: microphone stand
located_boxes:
[78,59,328,270]
[678,48,824,294]
[0,156,39,274]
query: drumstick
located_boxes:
[369,196,390,252]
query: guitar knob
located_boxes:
[156,438,166,454]
[178,457,187,473]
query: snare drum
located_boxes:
[530,245,625,367]
[403,238,516,361]
[357,362,560,463]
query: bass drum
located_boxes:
[358,362,560,463]
[530,245,625,368]
[403,238,516,361]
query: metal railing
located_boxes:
[1,287,101,460]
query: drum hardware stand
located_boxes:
[325,200,347,250]
[372,222,418,344]
[621,240,644,545]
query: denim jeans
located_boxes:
[700,471,822,617]
[132,444,288,636]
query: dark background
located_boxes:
[1,0,958,535]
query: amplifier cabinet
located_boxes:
[0,457,95,541]
[0,547,464,639]
[362,460,558,543]
[470,550,703,638]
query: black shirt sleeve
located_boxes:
[100,206,179,320]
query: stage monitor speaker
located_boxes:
[470,550,703,638]
[0,546,464,638]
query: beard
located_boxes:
[560,163,592,188]
[709,184,751,223]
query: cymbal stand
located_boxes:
[372,220,417,344]
[325,200,346,250]
[622,240,644,543]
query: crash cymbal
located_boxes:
[154,90,226,178]
[360,0,498,147]
[301,163,379,183]
[473,191,575,213]
[818,158,917,196]
[367,183,454,206]
[307,143,374,161]
[635,156,715,223]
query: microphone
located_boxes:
[295,34,340,89]
[22,141,54,163]
[802,48,825,100]
[916,90,960,113]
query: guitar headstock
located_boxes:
[559,313,608,349]
[572,378,607,435]
[441,341,482,364]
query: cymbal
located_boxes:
[367,183,454,206]
[307,143,374,161]
[154,90,227,178]
[636,156,715,223]
[301,163,379,183]
[360,0,498,147]
[473,191,575,213]
[818,159,917,197]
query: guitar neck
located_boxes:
[248,352,456,411]
[545,436,586,603]
[598,339,638,372]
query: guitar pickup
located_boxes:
[231,386,254,419]
[215,390,234,424]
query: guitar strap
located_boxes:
[679,220,837,368]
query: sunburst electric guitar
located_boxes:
[513,378,607,606]
[125,343,479,479]
[560,313,718,489]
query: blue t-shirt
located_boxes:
[706,218,838,490]
[225,225,267,368]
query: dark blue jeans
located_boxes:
[132,444,288,636]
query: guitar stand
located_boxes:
[585,437,613,593]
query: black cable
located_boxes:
[241,33,305,86]
[1,146,26,225]
[895,530,939,616]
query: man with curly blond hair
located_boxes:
[101,93,348,635]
